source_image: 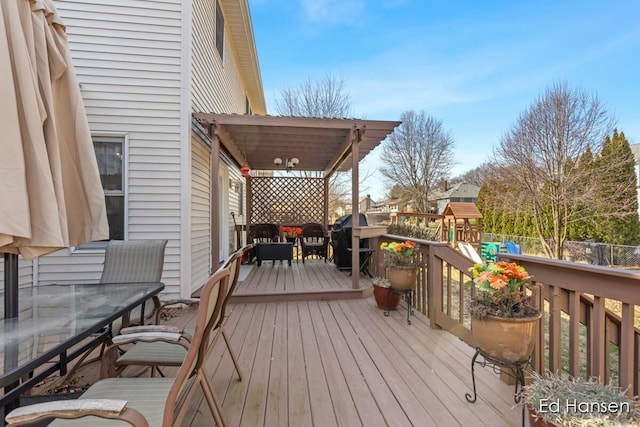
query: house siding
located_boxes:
[191,0,248,114]
[189,0,252,283]
[39,0,184,297]
[0,0,260,300]
[191,135,212,293]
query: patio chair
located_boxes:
[57,240,168,385]
[248,223,280,243]
[300,223,329,263]
[247,223,278,261]
[100,239,168,329]
[4,268,231,427]
[99,245,252,380]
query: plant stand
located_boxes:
[384,288,414,325]
[465,348,529,427]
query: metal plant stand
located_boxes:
[465,348,530,426]
[384,288,414,325]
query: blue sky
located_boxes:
[248,0,640,200]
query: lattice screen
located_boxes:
[250,176,324,224]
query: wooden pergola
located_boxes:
[193,113,400,289]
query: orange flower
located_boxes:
[490,277,508,290]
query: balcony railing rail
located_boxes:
[370,234,640,397]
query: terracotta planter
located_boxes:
[386,267,418,290]
[373,284,401,310]
[471,312,542,362]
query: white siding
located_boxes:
[46,1,184,297]
[191,0,248,114]
[191,136,211,292]
[189,0,253,281]
[0,259,33,291]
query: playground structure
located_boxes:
[387,202,483,251]
[440,202,483,250]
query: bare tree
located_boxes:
[273,72,371,217]
[379,110,456,213]
[274,72,351,118]
[492,81,623,259]
[451,162,492,187]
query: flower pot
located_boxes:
[386,267,418,290]
[373,284,401,310]
[471,312,542,362]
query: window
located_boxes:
[215,0,224,59]
[94,135,125,241]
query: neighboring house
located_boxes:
[369,197,412,213]
[429,182,480,215]
[359,194,376,213]
[19,0,265,299]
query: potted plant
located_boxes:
[372,277,401,310]
[281,226,302,241]
[465,261,542,362]
[522,371,640,426]
[379,240,420,290]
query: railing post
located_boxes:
[531,282,544,373]
[620,303,634,397]
[427,246,441,329]
[591,296,606,381]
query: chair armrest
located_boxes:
[5,399,149,427]
[112,332,183,346]
[120,325,182,334]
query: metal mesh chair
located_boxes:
[99,245,252,380]
[100,239,168,331]
[5,268,231,427]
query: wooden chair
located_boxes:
[100,245,252,380]
[300,223,329,263]
[5,268,231,427]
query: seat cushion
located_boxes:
[118,341,187,366]
[303,241,325,247]
[49,378,172,426]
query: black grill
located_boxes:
[330,214,368,269]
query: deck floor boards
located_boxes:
[156,262,524,426]
[165,305,523,426]
[234,261,368,296]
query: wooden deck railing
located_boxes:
[369,234,640,397]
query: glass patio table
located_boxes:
[1,281,164,414]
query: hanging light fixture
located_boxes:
[240,164,251,178]
[273,157,299,171]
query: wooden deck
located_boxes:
[19,262,524,425]
[171,295,525,426]
[230,260,375,303]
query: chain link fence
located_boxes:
[483,233,640,268]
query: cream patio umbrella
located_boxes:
[0,0,109,318]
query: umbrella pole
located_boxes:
[4,253,19,319]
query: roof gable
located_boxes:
[442,202,482,219]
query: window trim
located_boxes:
[215,0,224,60]
[73,133,128,252]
